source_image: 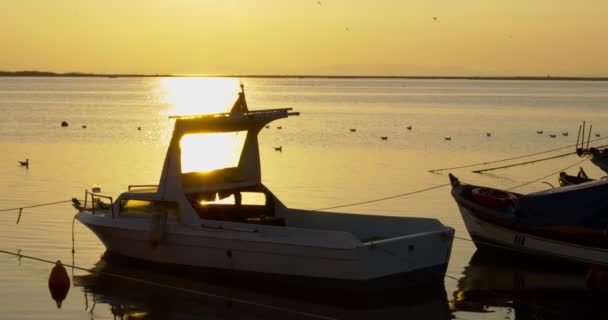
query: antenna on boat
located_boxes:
[576,123,582,154]
[580,121,586,155]
[587,124,593,150]
[230,81,248,113]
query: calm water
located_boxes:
[1,77,608,319]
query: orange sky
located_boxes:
[1,0,607,76]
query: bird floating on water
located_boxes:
[486,132,491,137]
[61,121,68,127]
[444,137,452,141]
[406,125,412,130]
[274,146,282,152]
[265,125,270,129]
[137,126,141,131]
[562,132,568,136]
[18,159,29,168]
[380,136,388,140]
[82,125,87,129]
[536,130,543,134]
[277,126,282,130]
[596,133,601,137]
[549,134,556,138]
[349,128,357,132]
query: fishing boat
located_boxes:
[449,173,608,266]
[72,86,454,288]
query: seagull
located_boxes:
[274,146,283,152]
[444,137,452,141]
[18,159,29,168]
[380,136,388,140]
[349,128,357,132]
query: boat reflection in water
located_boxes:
[73,254,451,320]
[452,251,608,319]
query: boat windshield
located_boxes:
[180,131,246,173]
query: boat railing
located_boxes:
[128,184,159,191]
[84,190,115,218]
[168,108,297,119]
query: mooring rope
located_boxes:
[312,183,451,211]
[0,199,73,212]
[472,151,576,173]
[428,136,608,173]
[0,249,338,320]
[506,157,589,191]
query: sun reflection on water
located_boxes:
[161,77,240,116]
[159,77,246,173]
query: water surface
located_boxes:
[1,77,608,319]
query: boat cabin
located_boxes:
[89,87,299,227]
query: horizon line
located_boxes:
[1,70,607,81]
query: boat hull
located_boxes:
[458,205,608,266]
[78,212,453,287]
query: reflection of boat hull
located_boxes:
[79,213,452,287]
[452,251,608,319]
[458,204,608,266]
[74,257,452,320]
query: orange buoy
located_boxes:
[48,260,70,308]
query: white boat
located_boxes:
[449,173,608,266]
[73,86,454,288]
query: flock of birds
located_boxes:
[268,125,599,154]
[535,130,600,138]
[61,121,142,131]
[17,122,144,169]
[26,121,596,162]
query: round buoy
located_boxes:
[48,260,70,308]
[61,121,69,127]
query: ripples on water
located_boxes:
[1,77,608,319]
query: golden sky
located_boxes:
[1,0,607,76]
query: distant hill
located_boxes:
[0,71,169,78]
[0,70,607,81]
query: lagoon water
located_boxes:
[1,77,608,319]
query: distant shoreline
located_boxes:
[1,71,607,81]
